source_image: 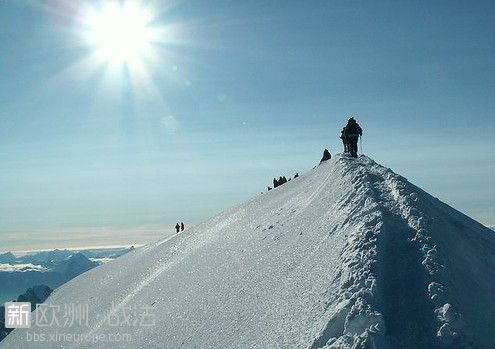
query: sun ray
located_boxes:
[25,0,202,135]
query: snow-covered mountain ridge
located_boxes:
[2,155,494,349]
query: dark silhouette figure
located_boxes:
[268,186,272,191]
[320,149,332,162]
[175,223,180,233]
[180,222,185,231]
[294,173,299,178]
[343,117,362,158]
[340,127,348,153]
[272,175,291,189]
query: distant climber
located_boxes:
[268,186,272,191]
[294,173,299,178]
[340,127,348,153]
[180,222,185,231]
[320,149,332,162]
[272,174,291,189]
[273,176,286,188]
[175,223,180,233]
[343,117,362,158]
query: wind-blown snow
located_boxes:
[2,156,494,348]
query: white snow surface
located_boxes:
[2,155,495,349]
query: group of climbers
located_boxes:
[263,118,363,193]
[268,173,299,191]
[175,222,185,233]
[340,117,363,158]
[173,118,362,231]
[273,176,288,188]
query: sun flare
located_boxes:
[72,0,182,122]
[83,2,155,64]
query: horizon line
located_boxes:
[1,243,146,256]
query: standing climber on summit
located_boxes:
[343,117,362,158]
[340,127,348,153]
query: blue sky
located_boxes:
[1,0,494,251]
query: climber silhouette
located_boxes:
[343,118,362,158]
[320,149,332,162]
[340,127,348,153]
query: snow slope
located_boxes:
[2,155,495,349]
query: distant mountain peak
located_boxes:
[17,285,53,310]
[0,252,16,264]
[52,252,99,279]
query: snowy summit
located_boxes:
[2,155,494,349]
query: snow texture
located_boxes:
[2,155,495,348]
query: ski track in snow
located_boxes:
[2,155,495,349]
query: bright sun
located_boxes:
[74,0,179,120]
[83,2,155,64]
